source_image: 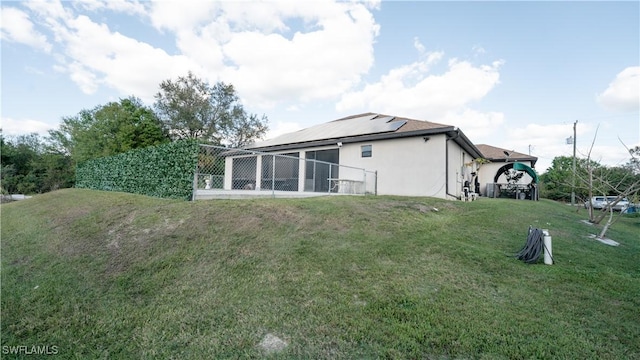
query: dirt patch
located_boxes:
[374,200,453,214]
[261,204,305,223]
[102,215,188,276]
[10,256,32,266]
[352,294,367,307]
[161,217,185,232]
[259,333,288,354]
[49,206,93,230]
[413,204,441,213]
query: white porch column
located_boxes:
[298,153,306,192]
[224,157,233,190]
[255,154,262,190]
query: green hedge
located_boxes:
[76,140,199,200]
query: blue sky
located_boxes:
[1,0,638,173]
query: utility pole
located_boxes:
[571,120,577,206]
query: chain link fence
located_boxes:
[195,144,377,199]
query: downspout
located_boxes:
[446,129,461,200]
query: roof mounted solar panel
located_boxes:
[251,114,406,148]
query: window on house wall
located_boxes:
[361,145,372,158]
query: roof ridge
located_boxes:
[331,112,378,122]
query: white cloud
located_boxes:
[1,117,56,136]
[588,144,639,168]
[67,61,100,94]
[23,1,199,101]
[264,121,304,140]
[24,0,69,32]
[441,109,504,141]
[336,52,504,122]
[504,123,587,172]
[16,0,380,108]
[0,7,52,52]
[73,0,146,15]
[597,66,640,112]
[472,45,486,55]
[61,14,197,99]
[149,1,220,32]
[219,1,380,107]
[413,37,426,54]
[149,1,381,106]
[335,45,505,146]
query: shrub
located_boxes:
[76,140,198,200]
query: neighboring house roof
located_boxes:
[248,112,483,158]
[476,144,538,166]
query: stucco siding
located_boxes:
[340,136,448,197]
[446,139,475,200]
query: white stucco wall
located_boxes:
[340,135,453,198]
[445,138,477,200]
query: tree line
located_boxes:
[539,144,640,235]
[1,72,268,195]
[539,151,640,204]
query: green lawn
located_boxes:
[2,189,639,359]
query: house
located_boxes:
[475,144,539,200]
[238,113,484,200]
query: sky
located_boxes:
[1,0,639,174]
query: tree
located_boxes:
[588,165,640,239]
[580,133,640,239]
[624,146,640,174]
[0,132,73,194]
[49,97,169,163]
[153,72,268,147]
[539,156,597,201]
[1,133,39,194]
[31,151,74,192]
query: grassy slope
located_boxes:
[1,189,639,359]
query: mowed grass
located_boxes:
[1,189,639,359]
